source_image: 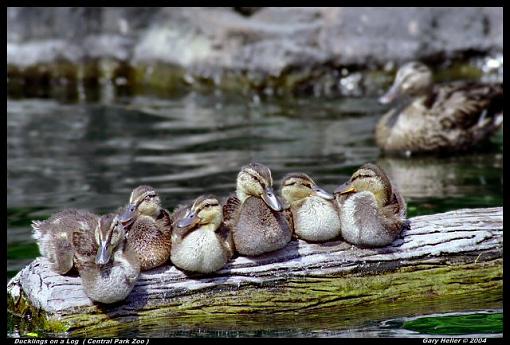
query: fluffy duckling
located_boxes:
[32,210,140,303]
[73,214,140,304]
[31,209,100,274]
[171,195,234,273]
[224,162,292,256]
[334,163,407,247]
[376,61,503,154]
[280,173,340,242]
[118,185,173,271]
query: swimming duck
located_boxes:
[223,162,292,256]
[118,185,173,271]
[280,173,341,242]
[73,213,140,304]
[376,61,503,154]
[334,163,407,247]
[31,209,100,274]
[171,195,234,273]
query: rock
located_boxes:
[6,7,503,94]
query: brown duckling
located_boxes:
[73,213,140,304]
[171,195,234,273]
[118,185,172,271]
[223,162,292,256]
[32,210,140,303]
[376,61,503,154]
[31,209,100,274]
[334,163,407,247]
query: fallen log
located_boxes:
[7,207,503,337]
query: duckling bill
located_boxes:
[280,173,340,242]
[376,61,503,154]
[334,163,408,247]
[171,195,234,273]
[224,162,292,256]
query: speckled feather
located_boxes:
[31,209,99,274]
[376,82,503,153]
[125,209,172,271]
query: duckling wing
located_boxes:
[282,207,296,238]
[389,186,407,219]
[129,216,172,245]
[71,230,97,270]
[216,224,235,259]
[158,208,173,231]
[127,216,172,270]
[379,204,407,238]
[223,194,242,231]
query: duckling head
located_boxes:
[379,62,433,104]
[281,173,334,205]
[334,163,392,208]
[236,162,282,211]
[176,195,223,231]
[118,185,161,226]
[95,214,125,265]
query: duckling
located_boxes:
[118,185,172,271]
[73,213,140,304]
[280,173,340,242]
[223,162,292,256]
[170,195,234,273]
[334,163,407,247]
[31,209,100,274]
[376,61,503,154]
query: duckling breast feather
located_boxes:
[294,197,340,242]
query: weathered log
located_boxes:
[7,207,502,337]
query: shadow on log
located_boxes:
[7,207,503,337]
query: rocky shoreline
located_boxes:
[7,7,503,97]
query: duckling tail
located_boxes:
[31,220,44,240]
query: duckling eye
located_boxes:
[352,173,373,181]
[284,182,296,187]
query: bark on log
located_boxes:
[7,207,503,337]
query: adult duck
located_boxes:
[376,62,503,155]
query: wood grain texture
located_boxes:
[7,207,503,336]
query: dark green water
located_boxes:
[6,93,503,337]
[402,311,503,335]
